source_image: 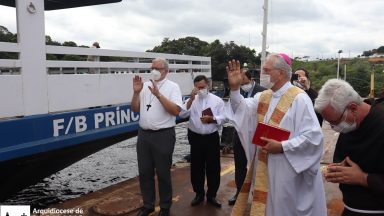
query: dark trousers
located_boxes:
[233,132,247,192]
[137,127,175,209]
[188,129,221,198]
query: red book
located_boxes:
[202,107,214,117]
[252,122,290,147]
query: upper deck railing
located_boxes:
[0,42,211,119]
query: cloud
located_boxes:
[265,0,384,58]
[0,0,383,58]
[268,0,329,23]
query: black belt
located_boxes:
[140,127,174,133]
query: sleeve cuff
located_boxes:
[281,140,290,152]
[230,89,242,103]
[367,173,384,193]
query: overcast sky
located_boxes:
[1,0,383,59]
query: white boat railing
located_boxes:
[0,41,20,52]
[0,42,211,119]
[0,42,20,74]
[45,45,211,74]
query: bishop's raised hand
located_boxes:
[226,59,242,90]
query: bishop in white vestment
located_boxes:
[226,54,327,216]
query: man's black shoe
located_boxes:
[228,193,238,205]
[157,208,170,216]
[207,197,222,208]
[191,195,204,206]
[137,207,155,216]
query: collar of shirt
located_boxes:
[188,93,220,134]
[246,81,256,97]
[197,93,209,108]
[272,81,292,98]
[155,78,167,86]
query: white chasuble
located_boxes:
[226,82,327,216]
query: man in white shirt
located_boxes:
[179,75,225,208]
[131,58,182,216]
[226,54,327,215]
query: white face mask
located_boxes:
[241,83,253,92]
[293,80,305,90]
[151,69,161,81]
[260,74,275,89]
[332,111,357,133]
[197,88,208,97]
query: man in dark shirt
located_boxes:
[315,79,384,216]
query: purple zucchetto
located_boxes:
[278,53,292,66]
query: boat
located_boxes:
[0,0,211,201]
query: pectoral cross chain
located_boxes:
[146,80,166,112]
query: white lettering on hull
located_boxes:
[53,107,139,137]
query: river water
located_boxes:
[3,122,191,209]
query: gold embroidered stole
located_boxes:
[231,86,303,216]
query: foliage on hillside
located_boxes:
[361,46,384,57]
[0,26,17,59]
[148,37,259,81]
[293,58,384,97]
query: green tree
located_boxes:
[204,40,227,80]
[45,35,61,46]
[346,60,370,96]
[362,50,373,57]
[62,41,78,47]
[61,41,85,61]
[361,45,384,56]
[149,37,258,81]
[148,37,209,56]
[377,46,384,54]
[0,25,17,42]
[0,26,18,59]
[292,58,384,97]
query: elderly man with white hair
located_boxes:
[315,79,384,216]
[132,58,182,216]
[226,53,326,215]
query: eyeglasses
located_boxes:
[151,67,165,70]
[262,67,279,73]
[326,107,348,127]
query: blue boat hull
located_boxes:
[0,130,137,201]
[0,104,141,201]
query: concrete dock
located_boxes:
[43,124,344,216]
